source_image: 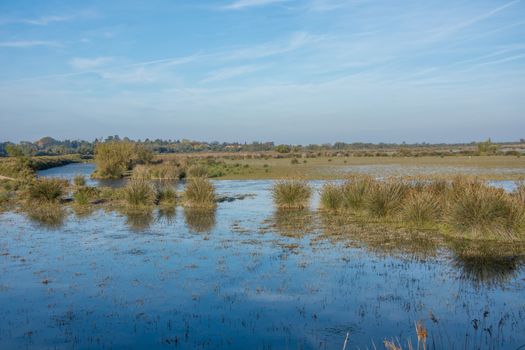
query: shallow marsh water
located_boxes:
[0,164,524,349]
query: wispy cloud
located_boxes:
[223,0,288,10]
[0,15,72,26]
[202,65,265,83]
[70,57,114,70]
[431,0,521,39]
[0,40,59,48]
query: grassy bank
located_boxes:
[0,154,83,179]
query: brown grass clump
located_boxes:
[272,179,312,209]
[123,179,156,207]
[366,180,408,218]
[319,182,343,211]
[447,178,525,238]
[341,175,374,210]
[26,178,67,202]
[401,191,443,227]
[184,177,216,208]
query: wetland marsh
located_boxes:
[1,162,525,349]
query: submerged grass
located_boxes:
[272,179,312,209]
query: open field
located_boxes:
[157,154,525,180]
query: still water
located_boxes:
[0,163,523,349]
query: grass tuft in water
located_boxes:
[366,180,408,218]
[341,175,374,210]
[26,178,67,202]
[123,179,156,207]
[272,179,312,209]
[320,182,343,211]
[184,177,216,208]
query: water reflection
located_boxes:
[184,208,216,233]
[22,203,66,229]
[318,212,440,258]
[269,209,315,238]
[122,209,155,232]
[157,207,177,225]
[449,240,525,288]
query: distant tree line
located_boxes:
[0,135,523,157]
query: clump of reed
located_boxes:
[155,183,177,207]
[365,180,408,218]
[123,179,156,207]
[401,190,443,227]
[341,175,374,210]
[73,174,86,187]
[73,186,99,205]
[132,163,182,180]
[319,182,343,211]
[26,178,67,202]
[446,179,525,238]
[187,165,208,178]
[184,177,216,208]
[272,179,312,209]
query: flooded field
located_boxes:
[1,164,524,349]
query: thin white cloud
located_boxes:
[223,0,288,10]
[202,65,264,83]
[0,15,72,26]
[432,0,521,39]
[0,40,59,48]
[70,57,114,70]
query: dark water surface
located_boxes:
[0,164,524,349]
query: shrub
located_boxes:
[290,158,299,165]
[272,179,312,209]
[27,178,67,202]
[320,182,343,211]
[366,181,408,217]
[123,179,156,207]
[93,141,153,179]
[341,175,374,210]
[73,175,86,187]
[401,191,443,226]
[184,177,216,208]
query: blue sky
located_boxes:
[0,0,524,143]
